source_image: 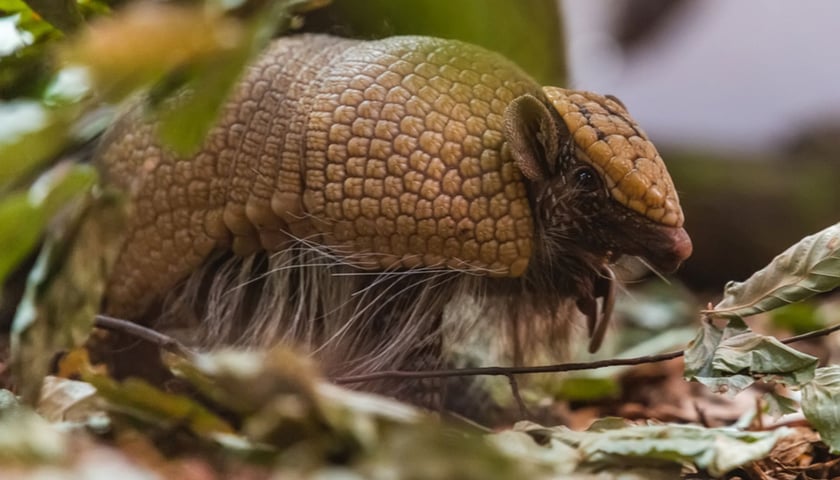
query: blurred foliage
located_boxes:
[0,0,66,99]
[11,191,126,403]
[300,0,565,85]
[0,162,96,284]
[0,388,68,465]
[771,302,827,336]
[513,419,792,478]
[0,345,794,478]
[545,323,696,403]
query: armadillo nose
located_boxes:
[673,226,693,257]
[635,224,693,274]
[659,226,693,273]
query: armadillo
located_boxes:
[95,34,691,392]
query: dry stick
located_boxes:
[505,373,532,419]
[779,322,840,345]
[334,321,840,385]
[335,350,685,385]
[93,314,196,358]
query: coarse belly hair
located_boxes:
[156,233,581,383]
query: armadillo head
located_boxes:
[504,88,692,350]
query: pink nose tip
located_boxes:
[670,227,693,262]
[627,224,693,273]
[658,226,693,272]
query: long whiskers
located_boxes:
[635,256,671,285]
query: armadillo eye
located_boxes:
[573,167,601,192]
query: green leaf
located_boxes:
[802,365,840,453]
[24,0,84,33]
[0,101,71,189]
[762,391,800,418]
[154,0,298,154]
[684,318,731,387]
[28,162,97,218]
[0,0,30,10]
[13,6,59,41]
[0,163,96,285]
[0,193,44,285]
[85,373,235,437]
[514,419,793,477]
[707,222,840,318]
[712,332,816,385]
[153,54,249,154]
[684,319,817,394]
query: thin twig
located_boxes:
[334,350,685,385]
[93,314,196,358]
[779,322,840,345]
[506,373,532,420]
[334,321,840,385]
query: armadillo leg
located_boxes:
[102,148,229,317]
[97,112,233,318]
[105,210,219,318]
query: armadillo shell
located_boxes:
[97,34,544,317]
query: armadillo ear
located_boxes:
[503,94,567,182]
